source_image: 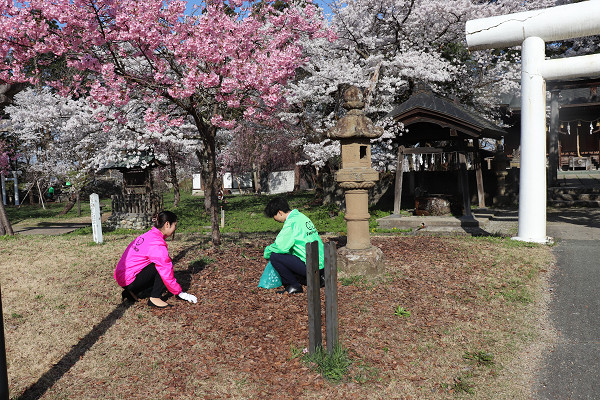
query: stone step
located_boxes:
[377,214,486,230]
[547,200,600,208]
[548,187,600,195]
[548,186,600,204]
[549,193,600,201]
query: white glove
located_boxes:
[178,292,197,304]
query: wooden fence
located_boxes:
[306,241,339,354]
[111,193,163,215]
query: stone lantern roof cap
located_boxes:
[327,85,383,140]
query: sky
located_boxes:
[184,0,335,19]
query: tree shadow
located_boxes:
[17,245,208,400]
[547,208,600,229]
[17,302,134,400]
[172,244,209,291]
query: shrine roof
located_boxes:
[387,90,505,139]
[101,153,166,171]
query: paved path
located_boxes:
[11,220,90,235]
[535,208,600,400]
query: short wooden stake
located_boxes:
[306,241,322,354]
[324,242,339,354]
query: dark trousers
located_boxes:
[269,253,307,287]
[125,263,166,298]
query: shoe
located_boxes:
[121,289,138,303]
[320,272,326,288]
[147,299,173,308]
[277,284,303,294]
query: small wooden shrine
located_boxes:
[386,89,505,216]
[103,153,165,229]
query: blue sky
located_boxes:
[184,0,334,19]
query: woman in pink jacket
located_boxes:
[114,211,197,308]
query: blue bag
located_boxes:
[258,261,282,289]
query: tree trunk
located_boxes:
[195,149,212,213]
[294,152,300,192]
[191,108,221,246]
[0,199,13,236]
[77,191,81,217]
[193,135,221,245]
[58,190,78,215]
[204,128,221,245]
[168,148,180,208]
[252,162,262,193]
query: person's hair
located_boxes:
[264,197,290,218]
[153,211,178,229]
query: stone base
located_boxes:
[105,212,153,230]
[337,245,385,277]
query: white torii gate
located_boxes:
[466,1,600,243]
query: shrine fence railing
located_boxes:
[111,193,163,215]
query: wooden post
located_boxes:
[458,152,472,217]
[394,146,405,215]
[77,191,81,217]
[0,285,10,400]
[324,242,339,354]
[11,172,18,206]
[36,180,45,209]
[548,89,560,186]
[306,241,322,354]
[475,155,485,208]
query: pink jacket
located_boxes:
[114,227,182,295]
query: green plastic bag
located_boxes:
[258,261,282,289]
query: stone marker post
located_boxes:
[327,86,385,276]
[90,193,103,244]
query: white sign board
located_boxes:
[223,172,253,190]
[90,193,103,244]
[192,174,202,190]
[267,170,295,194]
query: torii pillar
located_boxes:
[466,1,600,243]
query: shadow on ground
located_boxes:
[15,245,205,400]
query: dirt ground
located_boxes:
[0,233,554,399]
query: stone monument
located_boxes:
[327,86,385,276]
[90,193,103,244]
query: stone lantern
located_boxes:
[328,86,385,276]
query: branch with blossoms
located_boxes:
[0,0,334,244]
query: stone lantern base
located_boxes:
[337,245,385,278]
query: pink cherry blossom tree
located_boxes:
[0,0,332,245]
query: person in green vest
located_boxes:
[47,186,54,201]
[263,197,324,294]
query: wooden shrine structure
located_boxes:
[102,153,165,229]
[502,78,600,186]
[387,89,505,216]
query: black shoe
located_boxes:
[320,272,326,288]
[147,299,173,308]
[277,284,303,294]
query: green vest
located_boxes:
[264,209,324,269]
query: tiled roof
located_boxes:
[387,90,505,138]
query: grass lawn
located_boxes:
[0,190,555,399]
